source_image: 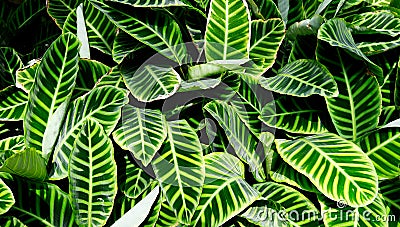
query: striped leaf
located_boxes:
[240,200,288,227]
[359,127,400,179]
[248,0,281,20]
[112,30,146,64]
[113,105,167,166]
[260,96,328,134]
[191,152,260,226]
[51,86,128,179]
[122,65,181,102]
[249,19,285,71]
[319,194,388,226]
[0,217,26,227]
[358,38,400,56]
[0,47,22,89]
[6,0,45,32]
[24,33,80,151]
[286,0,318,26]
[204,0,250,61]
[205,101,265,173]
[380,179,400,223]
[94,68,126,89]
[0,86,28,121]
[379,106,398,126]
[106,0,187,7]
[47,0,82,28]
[16,60,39,92]
[151,120,204,224]
[317,44,381,141]
[0,135,24,151]
[348,11,400,37]
[254,182,320,226]
[91,0,187,63]
[0,148,47,181]
[116,152,154,199]
[0,178,14,215]
[69,119,117,226]
[151,193,179,226]
[275,133,378,207]
[260,59,338,97]
[63,2,117,55]
[318,18,383,84]
[1,174,76,227]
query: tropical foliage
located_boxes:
[0,0,400,226]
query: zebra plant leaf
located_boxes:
[240,200,288,227]
[191,152,260,226]
[16,60,39,92]
[0,148,47,181]
[0,135,24,151]
[260,59,338,97]
[113,105,167,166]
[275,133,378,207]
[380,179,400,221]
[122,65,181,102]
[51,86,128,180]
[106,0,187,7]
[24,33,80,151]
[112,30,145,64]
[254,182,320,226]
[249,19,285,72]
[317,18,383,84]
[6,0,45,32]
[359,127,400,179]
[260,96,328,134]
[317,44,381,141]
[0,216,26,227]
[91,0,187,64]
[347,11,400,37]
[47,0,83,28]
[69,118,117,226]
[0,178,14,215]
[1,174,76,226]
[0,86,28,121]
[357,38,400,56]
[0,47,23,89]
[151,119,204,224]
[204,0,250,61]
[318,194,388,226]
[63,2,116,55]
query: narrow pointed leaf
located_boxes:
[152,120,204,224]
[69,119,117,226]
[0,86,28,121]
[191,152,260,226]
[113,105,167,166]
[205,0,250,61]
[260,59,338,97]
[275,133,378,207]
[0,178,14,215]
[24,33,80,151]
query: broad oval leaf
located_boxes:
[113,105,167,166]
[0,178,14,215]
[0,86,28,121]
[69,119,117,226]
[152,119,205,224]
[46,0,82,28]
[191,152,260,226]
[51,86,128,179]
[260,59,338,97]
[359,127,400,179]
[275,133,378,207]
[24,32,80,151]
[122,65,181,102]
[317,44,381,141]
[205,0,250,61]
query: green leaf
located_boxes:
[0,86,28,121]
[191,152,260,226]
[260,59,338,97]
[0,148,47,181]
[204,0,250,61]
[16,60,39,92]
[94,67,126,89]
[240,200,288,227]
[6,0,46,32]
[106,0,187,7]
[0,135,24,151]
[348,11,400,37]
[113,105,167,166]
[69,118,117,226]
[317,44,381,141]
[0,47,23,89]
[24,33,80,151]
[51,86,128,179]
[46,0,83,28]
[260,96,328,134]
[2,174,76,226]
[380,179,400,223]
[73,59,110,98]
[359,127,400,179]
[275,133,378,207]
[357,38,400,56]
[91,0,187,63]
[0,216,26,227]
[63,1,116,55]
[249,19,285,72]
[0,178,14,215]
[254,182,320,226]
[247,0,281,20]
[318,18,383,84]
[112,30,145,64]
[152,119,204,224]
